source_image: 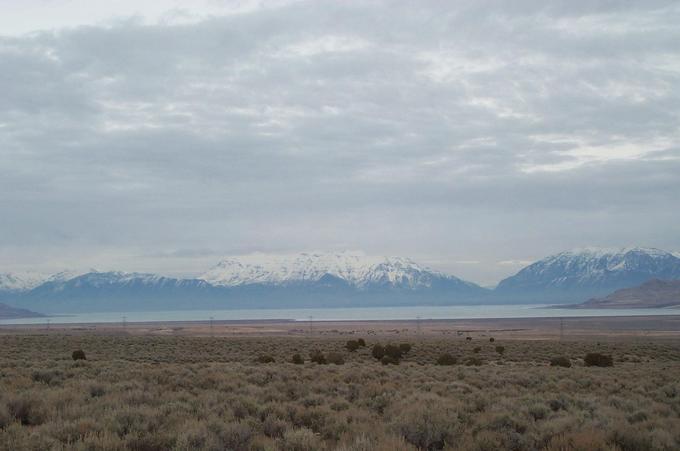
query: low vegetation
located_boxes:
[584,352,614,367]
[1,334,679,450]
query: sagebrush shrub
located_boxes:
[326,352,345,365]
[357,338,366,347]
[345,340,360,352]
[550,356,571,368]
[584,353,613,367]
[381,355,399,365]
[436,354,457,366]
[495,346,505,355]
[464,357,483,366]
[310,350,327,365]
[280,427,322,451]
[256,354,275,364]
[394,399,462,450]
[6,395,46,426]
[291,354,304,364]
[384,344,403,360]
[72,350,86,361]
[372,344,385,360]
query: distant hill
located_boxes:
[574,279,680,308]
[494,247,680,303]
[0,302,44,319]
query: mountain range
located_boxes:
[2,248,680,315]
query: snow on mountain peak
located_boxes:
[0,269,92,291]
[496,246,680,294]
[0,272,48,291]
[199,251,453,289]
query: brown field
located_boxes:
[1,317,680,450]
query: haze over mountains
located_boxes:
[2,248,680,314]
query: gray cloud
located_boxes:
[1,0,679,284]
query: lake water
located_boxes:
[2,304,680,325]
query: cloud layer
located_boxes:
[1,1,679,284]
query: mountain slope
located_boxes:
[0,302,44,319]
[6,253,488,313]
[200,252,482,292]
[495,247,680,303]
[18,271,218,313]
[0,272,50,293]
[574,279,680,308]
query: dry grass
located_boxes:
[1,334,679,450]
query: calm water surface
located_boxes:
[2,304,680,325]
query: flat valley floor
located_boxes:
[1,316,680,450]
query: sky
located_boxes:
[1,0,679,286]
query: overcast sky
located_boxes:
[1,0,679,285]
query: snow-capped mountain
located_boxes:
[0,272,50,292]
[4,253,487,313]
[200,252,480,291]
[495,247,680,303]
[0,269,90,293]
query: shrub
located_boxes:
[345,340,360,352]
[6,394,46,426]
[256,354,275,364]
[72,350,87,361]
[280,427,322,451]
[357,338,366,347]
[372,344,385,360]
[473,346,481,353]
[310,350,327,365]
[394,401,461,450]
[489,337,495,342]
[384,344,403,360]
[263,415,287,438]
[219,421,253,450]
[436,353,457,366]
[495,346,505,355]
[466,337,472,341]
[31,369,63,385]
[326,352,345,365]
[89,383,106,398]
[399,343,412,354]
[291,354,304,364]
[464,357,483,366]
[584,353,613,367]
[550,356,571,368]
[0,403,11,429]
[381,355,400,365]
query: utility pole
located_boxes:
[559,318,564,342]
[209,316,214,336]
[46,319,50,331]
[416,316,421,337]
[308,316,313,335]
[122,316,127,331]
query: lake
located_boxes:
[2,304,680,325]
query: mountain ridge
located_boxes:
[4,248,680,313]
[574,279,680,309]
[495,247,680,303]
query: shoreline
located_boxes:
[2,314,680,339]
